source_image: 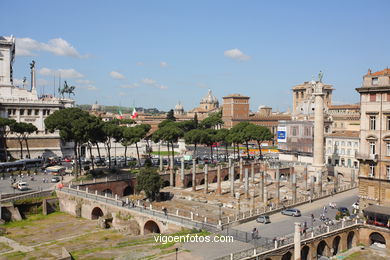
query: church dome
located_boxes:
[200,89,218,104]
[175,102,184,111]
[91,101,102,111]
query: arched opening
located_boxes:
[281,251,292,260]
[144,220,160,234]
[301,245,310,260]
[91,207,104,220]
[347,231,355,249]
[317,240,328,258]
[186,181,192,188]
[369,232,386,246]
[200,179,205,185]
[235,174,240,180]
[123,186,133,196]
[162,180,170,187]
[332,236,341,255]
[223,175,229,181]
[102,189,112,195]
[212,176,217,183]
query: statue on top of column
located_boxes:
[318,71,324,83]
[30,60,35,70]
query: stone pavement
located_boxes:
[0,236,33,254]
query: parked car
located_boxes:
[281,208,301,217]
[51,176,61,183]
[12,181,28,191]
[256,215,271,224]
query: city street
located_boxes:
[234,189,358,239]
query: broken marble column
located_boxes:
[204,164,208,194]
[239,158,243,182]
[351,169,355,187]
[310,175,315,200]
[259,171,264,202]
[292,173,297,204]
[275,167,280,204]
[192,159,196,192]
[180,157,185,188]
[317,170,323,195]
[263,183,268,204]
[251,162,255,183]
[216,165,222,195]
[334,169,339,192]
[170,157,174,187]
[244,168,249,197]
[230,161,235,197]
[304,164,308,191]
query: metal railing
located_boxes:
[59,187,219,232]
[70,173,133,186]
[215,218,364,260]
[0,189,53,203]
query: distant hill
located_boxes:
[77,104,165,114]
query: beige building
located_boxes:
[356,68,390,208]
[0,36,74,160]
[325,131,359,169]
[328,104,360,131]
[292,80,333,119]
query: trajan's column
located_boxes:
[312,73,325,183]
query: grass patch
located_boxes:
[4,212,65,228]
[0,242,12,253]
[2,250,27,259]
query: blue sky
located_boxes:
[2,0,390,111]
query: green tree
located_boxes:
[200,111,224,129]
[45,108,90,176]
[102,120,123,168]
[215,128,230,161]
[166,109,176,121]
[251,125,273,159]
[135,167,162,200]
[155,122,183,165]
[86,116,106,167]
[201,129,217,161]
[184,129,206,158]
[23,123,38,159]
[0,118,16,161]
[122,124,151,166]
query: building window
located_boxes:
[27,109,32,115]
[35,109,39,115]
[348,159,351,168]
[387,143,390,156]
[347,141,351,147]
[387,116,390,130]
[341,149,345,155]
[341,141,345,146]
[335,141,339,146]
[369,116,376,130]
[372,77,378,85]
[347,149,351,155]
[292,127,297,136]
[354,142,358,147]
[7,109,11,115]
[369,142,376,155]
[20,109,25,115]
[387,166,390,180]
[369,164,375,177]
[370,93,376,102]
[43,110,46,116]
[328,140,332,145]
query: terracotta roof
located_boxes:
[368,68,390,76]
[328,104,360,109]
[326,131,359,138]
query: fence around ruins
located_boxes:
[214,218,364,260]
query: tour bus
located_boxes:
[0,158,43,172]
[45,166,66,176]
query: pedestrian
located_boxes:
[255,228,258,239]
[311,213,315,221]
[251,228,256,239]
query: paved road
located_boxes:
[234,189,358,239]
[0,172,63,195]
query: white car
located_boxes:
[17,182,28,191]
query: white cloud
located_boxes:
[141,78,157,85]
[140,78,168,90]
[160,61,168,68]
[16,37,86,58]
[76,79,93,85]
[13,78,28,87]
[85,85,98,91]
[38,67,84,78]
[110,71,125,80]
[120,83,139,89]
[37,79,50,86]
[224,48,250,61]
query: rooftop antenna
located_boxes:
[58,72,61,98]
[53,72,56,97]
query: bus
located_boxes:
[0,158,43,172]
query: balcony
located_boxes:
[355,152,378,162]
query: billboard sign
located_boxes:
[277,126,287,143]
